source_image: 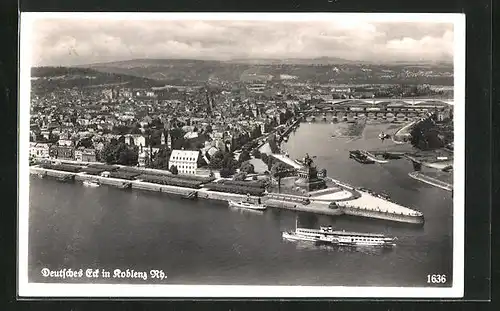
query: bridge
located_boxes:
[328,98,454,106]
[302,98,452,117]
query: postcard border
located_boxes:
[18,12,465,298]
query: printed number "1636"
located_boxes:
[427,274,447,284]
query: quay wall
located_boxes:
[198,189,257,202]
[280,118,301,138]
[264,199,343,216]
[324,177,355,190]
[30,166,422,224]
[130,181,195,195]
[78,174,131,188]
[341,206,424,225]
[409,172,453,192]
[30,167,76,179]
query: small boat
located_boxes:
[378,132,391,141]
[228,200,266,211]
[83,180,100,187]
[182,191,198,200]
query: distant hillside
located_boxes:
[226,57,364,65]
[77,58,454,86]
[31,66,165,90]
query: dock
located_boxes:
[409,171,453,192]
[358,150,389,164]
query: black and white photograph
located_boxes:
[18,13,465,298]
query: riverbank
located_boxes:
[392,120,418,144]
[409,171,453,192]
[30,162,424,224]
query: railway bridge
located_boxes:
[300,99,451,121]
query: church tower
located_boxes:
[166,131,172,149]
[160,131,165,145]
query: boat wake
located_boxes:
[288,239,393,255]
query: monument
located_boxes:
[294,153,327,191]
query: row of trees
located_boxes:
[267,135,280,154]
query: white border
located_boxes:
[18,12,465,298]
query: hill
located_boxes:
[31,66,166,90]
[76,58,454,86]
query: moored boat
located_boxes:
[349,150,375,164]
[83,180,100,187]
[228,200,266,211]
[182,191,198,200]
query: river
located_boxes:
[28,121,453,287]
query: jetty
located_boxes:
[409,171,453,192]
[358,150,389,164]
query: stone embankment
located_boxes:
[30,161,424,224]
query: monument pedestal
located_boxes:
[294,163,326,192]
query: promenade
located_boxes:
[29,156,424,224]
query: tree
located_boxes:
[100,141,138,165]
[150,118,163,129]
[170,165,179,175]
[268,135,280,154]
[130,127,142,135]
[219,167,234,178]
[116,144,138,166]
[208,150,237,171]
[150,146,171,170]
[260,153,269,164]
[252,149,261,159]
[239,149,251,163]
[319,168,327,178]
[271,162,290,193]
[240,161,255,174]
[77,137,94,149]
[267,156,274,171]
[208,150,225,170]
[251,126,262,139]
[233,172,247,181]
[112,125,131,135]
[169,128,185,141]
[100,140,118,164]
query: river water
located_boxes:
[28,121,453,287]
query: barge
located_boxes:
[349,150,375,164]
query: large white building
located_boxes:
[29,142,52,159]
[168,150,200,175]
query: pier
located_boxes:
[409,171,453,192]
[352,150,389,164]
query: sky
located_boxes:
[27,16,455,66]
